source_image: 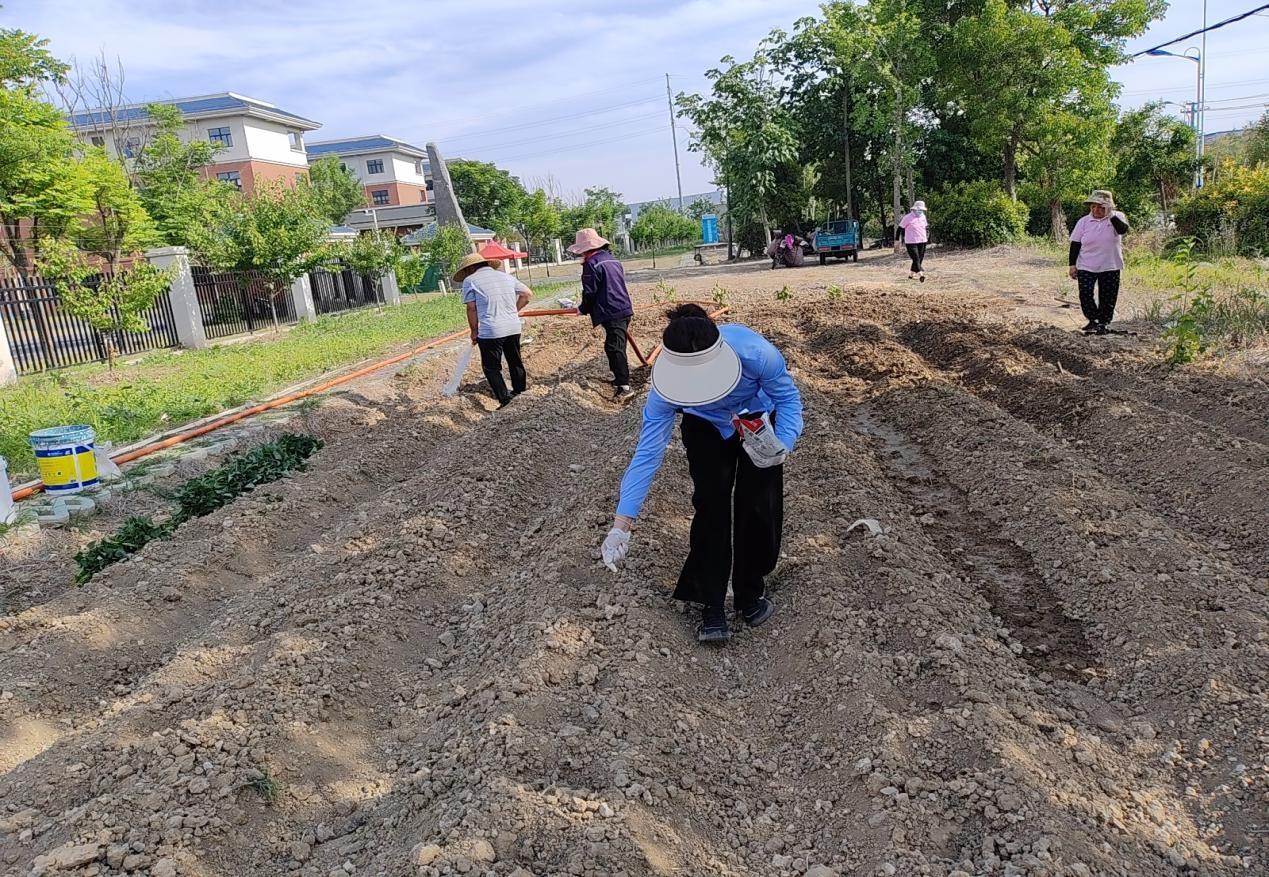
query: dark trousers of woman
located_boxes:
[672,413,784,613]
[476,333,526,404]
[601,318,631,386]
[906,242,927,273]
[1076,269,1121,325]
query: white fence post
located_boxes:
[379,270,401,306]
[291,274,317,322]
[552,238,563,264]
[0,312,18,386]
[146,246,206,350]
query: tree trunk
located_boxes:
[759,204,772,248]
[1003,136,1018,200]
[893,101,904,251]
[905,163,915,206]
[842,84,854,220]
[1049,200,1068,243]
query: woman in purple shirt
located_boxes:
[1068,190,1130,335]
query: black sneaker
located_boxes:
[497,396,515,409]
[1081,320,1099,333]
[1095,323,1110,335]
[698,607,731,643]
[740,597,776,627]
[614,385,634,400]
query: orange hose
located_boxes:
[9,301,730,503]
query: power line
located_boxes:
[1123,76,1269,96]
[459,111,666,154]
[1131,4,1269,57]
[436,95,663,144]
[481,126,671,164]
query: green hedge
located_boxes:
[930,180,1029,246]
[1174,163,1269,256]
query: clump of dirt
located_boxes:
[1,261,1265,877]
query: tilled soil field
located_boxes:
[1,259,1266,877]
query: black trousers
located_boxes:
[1076,270,1121,324]
[906,242,926,273]
[601,318,631,386]
[673,413,784,612]
[476,334,526,403]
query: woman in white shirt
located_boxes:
[1068,190,1131,335]
[453,252,533,407]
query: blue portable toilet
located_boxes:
[701,214,719,244]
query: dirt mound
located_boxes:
[1,272,1265,877]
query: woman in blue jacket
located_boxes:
[569,228,635,399]
[600,304,804,642]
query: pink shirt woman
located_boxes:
[899,200,929,280]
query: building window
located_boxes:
[216,170,242,190]
[425,179,434,191]
[339,161,348,171]
[414,159,424,175]
[122,138,140,159]
[208,126,233,147]
[90,135,105,148]
[366,158,384,174]
[289,131,304,152]
[371,189,390,205]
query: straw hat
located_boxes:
[452,252,494,283]
[911,200,927,212]
[567,228,609,255]
[651,335,742,407]
[1085,190,1115,208]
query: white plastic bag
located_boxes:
[94,442,123,482]
[442,343,476,397]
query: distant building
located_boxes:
[68,92,320,195]
[306,135,431,208]
[625,189,725,221]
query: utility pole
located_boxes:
[842,80,854,220]
[666,73,684,212]
[1198,0,1208,187]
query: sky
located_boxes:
[5,1,1269,205]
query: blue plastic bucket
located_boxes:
[29,425,99,494]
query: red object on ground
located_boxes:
[479,242,529,260]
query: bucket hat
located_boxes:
[452,251,494,283]
[911,200,927,211]
[567,228,609,255]
[651,335,742,407]
[1084,190,1115,208]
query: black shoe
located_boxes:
[614,385,634,400]
[497,396,515,409]
[1095,323,1109,335]
[1082,320,1099,333]
[918,273,926,283]
[740,596,776,627]
[698,607,731,643]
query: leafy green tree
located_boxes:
[39,238,170,368]
[0,28,68,87]
[132,103,236,249]
[518,189,562,258]
[418,224,472,288]
[306,156,367,224]
[1111,103,1199,221]
[190,182,333,327]
[630,202,697,248]
[447,159,527,236]
[70,148,159,269]
[561,187,626,241]
[686,197,716,222]
[1244,110,1269,168]
[337,230,404,300]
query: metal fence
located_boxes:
[309,268,383,315]
[0,274,179,375]
[192,267,299,339]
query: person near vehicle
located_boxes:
[898,200,929,281]
[568,228,636,399]
[454,252,532,408]
[600,304,804,643]
[1068,190,1130,335]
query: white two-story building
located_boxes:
[69,92,320,195]
[305,135,431,208]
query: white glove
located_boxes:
[745,444,788,468]
[601,527,630,572]
[558,297,576,309]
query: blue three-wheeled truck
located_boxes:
[812,219,862,264]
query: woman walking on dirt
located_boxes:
[599,304,804,643]
[1069,190,1130,335]
[569,228,636,400]
[898,200,929,281]
[454,252,533,408]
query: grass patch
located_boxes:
[74,433,321,583]
[1,293,504,479]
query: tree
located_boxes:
[307,156,366,225]
[447,159,527,236]
[518,189,562,258]
[560,187,626,241]
[631,202,697,249]
[69,147,159,269]
[417,224,471,289]
[190,182,333,328]
[1111,104,1199,221]
[133,103,236,249]
[38,238,170,368]
[686,197,716,222]
[1245,110,1269,168]
[337,230,403,301]
[0,28,68,87]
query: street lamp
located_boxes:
[1147,46,1203,187]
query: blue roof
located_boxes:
[69,93,319,129]
[329,225,358,235]
[307,135,428,157]
[401,222,494,245]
